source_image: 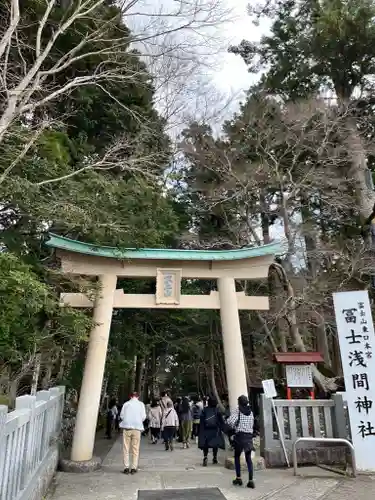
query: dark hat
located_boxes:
[238,395,249,406]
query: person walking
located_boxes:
[119,392,146,475]
[160,391,173,413]
[106,398,118,439]
[161,401,179,451]
[179,396,193,448]
[198,396,225,466]
[191,397,203,442]
[226,395,255,489]
[174,397,183,442]
[148,399,162,444]
[142,400,150,437]
[115,402,122,432]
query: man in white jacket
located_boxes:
[119,392,146,474]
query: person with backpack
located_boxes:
[198,396,225,466]
[226,394,255,489]
[161,400,179,451]
[191,397,203,442]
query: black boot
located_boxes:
[165,442,169,451]
[247,480,255,489]
[213,456,218,465]
[203,457,208,467]
[232,478,243,486]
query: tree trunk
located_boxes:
[57,354,66,382]
[256,311,279,352]
[41,361,53,390]
[315,314,332,367]
[9,379,19,407]
[331,335,343,376]
[149,347,156,398]
[243,346,251,387]
[345,117,375,222]
[260,193,271,244]
[100,377,108,412]
[279,189,294,271]
[300,194,318,277]
[214,318,227,395]
[0,367,10,396]
[272,263,337,391]
[134,356,145,395]
[128,355,137,394]
[209,344,225,412]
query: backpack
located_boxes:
[204,409,218,429]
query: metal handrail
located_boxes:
[292,437,356,477]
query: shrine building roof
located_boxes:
[46,233,281,262]
[273,352,324,364]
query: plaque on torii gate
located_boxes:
[156,268,182,305]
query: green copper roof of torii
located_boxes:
[46,233,281,261]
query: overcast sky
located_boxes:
[211,0,264,95]
[206,0,271,125]
[127,0,270,129]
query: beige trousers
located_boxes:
[122,429,141,469]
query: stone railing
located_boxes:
[260,394,350,467]
[0,386,65,500]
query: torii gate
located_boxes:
[46,234,280,465]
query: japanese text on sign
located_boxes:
[163,274,174,297]
[156,268,181,305]
[285,365,313,388]
[333,291,375,471]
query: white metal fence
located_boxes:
[0,386,65,500]
[260,394,350,466]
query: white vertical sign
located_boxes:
[333,290,375,472]
[261,379,290,467]
[262,379,277,399]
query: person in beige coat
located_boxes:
[148,399,162,443]
[161,401,179,451]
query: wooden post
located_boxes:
[259,395,273,456]
[332,393,347,439]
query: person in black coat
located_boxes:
[198,396,225,466]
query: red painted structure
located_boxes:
[273,352,324,400]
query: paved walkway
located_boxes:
[51,437,374,500]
